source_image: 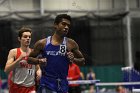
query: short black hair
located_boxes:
[18,26,32,39]
[54,14,71,24]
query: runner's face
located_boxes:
[20,32,31,46]
[55,18,71,36]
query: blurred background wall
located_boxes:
[0,0,140,83]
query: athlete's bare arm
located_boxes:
[4,49,27,74]
[28,39,47,64]
[67,38,85,66]
[36,65,42,81]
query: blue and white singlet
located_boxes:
[40,36,70,92]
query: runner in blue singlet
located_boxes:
[28,14,85,93]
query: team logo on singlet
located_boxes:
[19,60,32,69]
[46,45,66,56]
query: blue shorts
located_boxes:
[37,86,56,93]
[37,86,67,93]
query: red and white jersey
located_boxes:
[11,48,36,87]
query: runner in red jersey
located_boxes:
[4,26,41,93]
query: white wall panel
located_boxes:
[0,0,140,18]
[43,0,97,11]
[0,0,139,12]
[43,0,68,11]
[11,0,35,11]
[129,0,137,9]
[0,0,11,11]
[99,0,112,10]
[114,0,125,9]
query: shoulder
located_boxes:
[9,48,17,54]
[92,72,95,75]
[35,38,46,47]
[67,38,79,51]
[67,38,78,47]
[36,38,46,44]
[67,38,76,44]
[33,38,47,51]
[8,48,17,57]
